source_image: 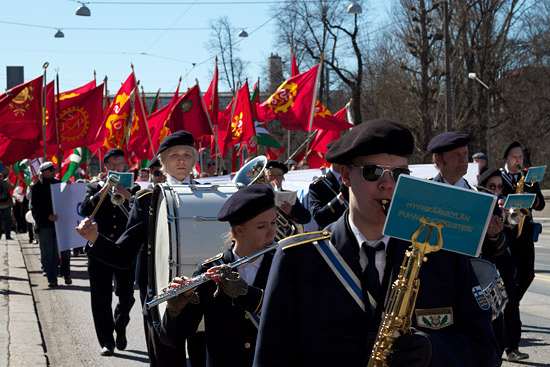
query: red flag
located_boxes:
[216,99,233,158]
[168,84,211,140]
[44,81,57,146]
[224,81,256,154]
[266,146,285,161]
[0,76,43,140]
[312,100,354,131]
[127,90,152,160]
[59,80,95,100]
[57,84,104,152]
[258,65,319,131]
[291,51,300,77]
[148,85,180,155]
[203,61,219,125]
[0,135,41,166]
[96,73,137,155]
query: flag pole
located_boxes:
[132,72,155,158]
[288,130,318,160]
[304,56,323,160]
[42,62,49,159]
[196,79,225,172]
[55,73,62,175]
[140,84,151,113]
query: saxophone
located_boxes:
[503,171,529,237]
[367,218,445,367]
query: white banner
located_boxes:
[50,182,88,252]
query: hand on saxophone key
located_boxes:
[75,218,99,243]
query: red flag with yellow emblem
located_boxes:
[258,65,319,131]
[96,73,136,155]
[0,76,43,140]
[127,90,152,160]
[59,80,95,100]
[219,81,256,157]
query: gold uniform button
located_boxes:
[244,343,251,349]
[113,215,116,219]
[244,314,249,319]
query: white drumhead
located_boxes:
[470,258,497,289]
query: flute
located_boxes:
[146,241,280,309]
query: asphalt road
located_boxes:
[22,224,550,366]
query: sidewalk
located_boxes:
[0,232,48,366]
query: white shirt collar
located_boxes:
[348,214,388,282]
[348,214,389,251]
[442,176,469,189]
[232,250,264,286]
[330,166,342,182]
[166,174,190,185]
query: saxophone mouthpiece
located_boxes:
[381,199,391,216]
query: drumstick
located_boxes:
[89,174,120,221]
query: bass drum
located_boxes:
[148,183,238,326]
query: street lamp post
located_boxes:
[468,72,491,166]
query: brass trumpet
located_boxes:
[89,174,121,221]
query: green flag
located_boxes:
[255,121,282,149]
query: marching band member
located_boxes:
[308,162,348,229]
[264,160,311,225]
[160,184,277,367]
[80,148,140,356]
[76,131,206,366]
[476,168,521,358]
[499,141,545,362]
[253,119,500,367]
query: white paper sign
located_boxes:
[50,182,89,252]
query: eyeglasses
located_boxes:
[350,164,410,182]
[487,184,503,190]
[152,170,163,177]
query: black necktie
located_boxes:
[362,241,385,311]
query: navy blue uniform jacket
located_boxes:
[160,248,273,367]
[309,170,346,228]
[253,214,501,367]
[85,188,152,286]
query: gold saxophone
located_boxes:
[503,171,529,237]
[367,218,445,367]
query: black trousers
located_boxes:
[88,256,136,348]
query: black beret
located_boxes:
[103,148,125,163]
[266,160,288,174]
[217,184,275,226]
[325,119,414,164]
[472,152,487,160]
[478,168,502,187]
[157,130,195,155]
[427,132,471,153]
[147,156,161,168]
[502,140,521,159]
[207,161,215,167]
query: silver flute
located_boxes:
[146,242,280,309]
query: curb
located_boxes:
[5,235,48,366]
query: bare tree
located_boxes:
[272,0,365,124]
[207,16,249,92]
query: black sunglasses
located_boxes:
[152,170,163,177]
[350,164,410,182]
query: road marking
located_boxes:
[535,273,550,282]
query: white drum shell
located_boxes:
[151,184,237,319]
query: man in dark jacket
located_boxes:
[80,148,140,356]
[309,163,347,228]
[30,162,71,287]
[499,140,545,362]
[254,120,500,367]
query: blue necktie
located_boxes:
[362,241,385,310]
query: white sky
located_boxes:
[0,0,390,95]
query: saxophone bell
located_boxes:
[381,199,391,216]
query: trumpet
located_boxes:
[89,174,120,221]
[146,241,280,309]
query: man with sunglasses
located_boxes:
[254,119,500,367]
[30,162,71,287]
[149,156,166,185]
